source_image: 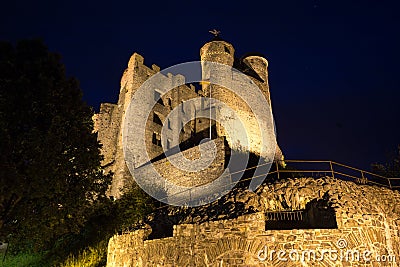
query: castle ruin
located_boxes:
[96,38,400,267]
[93,37,284,199]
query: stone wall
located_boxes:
[93,53,203,198]
[133,137,229,205]
[93,53,158,197]
[106,177,400,266]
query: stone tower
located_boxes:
[200,38,235,65]
[200,37,282,159]
[93,54,163,198]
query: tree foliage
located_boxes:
[371,145,400,178]
[0,39,111,250]
[45,185,155,266]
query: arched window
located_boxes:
[224,46,230,54]
[152,133,161,147]
[181,101,185,113]
[167,139,171,149]
[153,112,162,125]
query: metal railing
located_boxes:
[273,160,400,190]
[152,159,400,208]
[119,159,399,234]
[265,210,304,221]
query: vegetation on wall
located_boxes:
[372,145,400,178]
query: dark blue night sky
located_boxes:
[2,0,399,170]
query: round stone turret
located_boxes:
[200,38,235,66]
[199,38,236,141]
[242,54,269,82]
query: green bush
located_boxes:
[58,240,107,267]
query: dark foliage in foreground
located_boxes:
[372,145,400,178]
[0,39,111,251]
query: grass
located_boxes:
[58,240,107,267]
[0,252,45,267]
[0,240,107,267]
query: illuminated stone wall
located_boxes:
[93,54,202,198]
[200,40,284,160]
[133,137,229,204]
[106,177,400,266]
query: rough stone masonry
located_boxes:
[107,177,400,267]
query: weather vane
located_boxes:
[209,29,221,37]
